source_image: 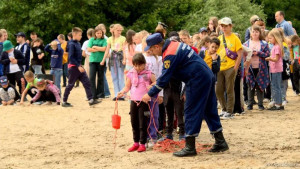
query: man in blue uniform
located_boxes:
[142,33,229,157]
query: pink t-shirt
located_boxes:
[127,69,152,101]
[249,40,261,69]
[269,44,283,73]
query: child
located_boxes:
[87,27,107,99]
[15,32,31,72]
[199,37,221,78]
[178,30,199,54]
[290,35,300,95]
[265,28,284,110]
[243,25,270,111]
[101,24,126,101]
[30,79,60,105]
[198,27,208,40]
[30,38,45,75]
[0,76,20,105]
[0,29,8,41]
[124,30,136,74]
[142,37,163,147]
[0,40,25,95]
[57,34,68,87]
[117,53,156,152]
[62,27,100,107]
[82,28,94,78]
[45,40,63,92]
[133,31,142,53]
[197,36,211,52]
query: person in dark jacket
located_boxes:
[15,32,30,72]
[0,75,20,105]
[0,40,25,94]
[142,33,228,157]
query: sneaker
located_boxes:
[62,102,73,107]
[112,97,117,101]
[220,112,234,120]
[137,144,146,152]
[258,105,265,111]
[280,106,284,110]
[219,111,226,117]
[33,101,44,105]
[105,95,110,98]
[282,100,287,106]
[118,98,125,101]
[247,105,253,110]
[128,143,139,152]
[89,99,101,106]
[147,139,157,149]
[267,101,275,108]
[267,105,281,111]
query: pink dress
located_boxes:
[126,69,152,101]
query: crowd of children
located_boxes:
[0,10,299,155]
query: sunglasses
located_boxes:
[158,22,168,29]
[254,18,263,22]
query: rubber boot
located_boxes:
[173,136,197,157]
[208,131,229,152]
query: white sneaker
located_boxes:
[147,139,157,149]
[220,112,234,120]
[282,100,287,106]
[219,111,226,117]
[268,101,275,108]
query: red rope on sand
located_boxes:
[113,99,119,151]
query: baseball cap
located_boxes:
[15,32,26,37]
[220,17,232,25]
[0,76,8,86]
[198,27,208,33]
[144,33,163,52]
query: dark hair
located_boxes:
[30,32,37,35]
[94,27,104,39]
[168,31,180,42]
[210,37,220,46]
[58,34,65,40]
[291,35,300,45]
[132,53,146,65]
[278,11,285,17]
[68,32,73,38]
[251,25,264,41]
[126,29,136,46]
[33,38,43,45]
[72,27,83,33]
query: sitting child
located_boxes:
[0,76,20,105]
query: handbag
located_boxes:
[223,34,238,60]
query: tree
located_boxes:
[184,0,266,41]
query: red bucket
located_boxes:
[112,114,121,129]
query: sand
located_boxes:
[0,72,300,169]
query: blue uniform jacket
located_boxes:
[148,40,213,97]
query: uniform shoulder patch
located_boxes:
[163,41,180,60]
[164,60,171,69]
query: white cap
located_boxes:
[220,17,232,25]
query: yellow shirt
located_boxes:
[61,41,68,64]
[204,50,213,69]
[107,36,126,51]
[217,33,242,71]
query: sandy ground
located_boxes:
[0,72,300,169]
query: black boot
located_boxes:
[173,137,197,157]
[208,131,229,152]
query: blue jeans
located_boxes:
[62,63,68,86]
[104,66,111,96]
[50,69,62,93]
[110,61,125,97]
[271,73,282,105]
[32,65,42,75]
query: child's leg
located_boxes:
[215,71,226,112]
[89,63,97,99]
[158,103,166,132]
[116,61,125,95]
[7,88,16,103]
[138,102,149,145]
[130,101,140,143]
[247,82,255,107]
[103,66,111,97]
[164,90,175,136]
[281,79,288,101]
[174,92,185,136]
[96,65,105,98]
[271,73,283,105]
[256,85,264,107]
[63,67,80,102]
[63,63,68,86]
[293,61,300,93]
[149,96,159,140]
[110,65,119,98]
[78,70,93,101]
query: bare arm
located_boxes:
[234,48,243,71]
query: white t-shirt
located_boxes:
[8,50,21,73]
[145,55,163,96]
[82,40,91,56]
[135,44,143,53]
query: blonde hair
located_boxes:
[111,24,124,43]
[250,15,260,25]
[24,70,34,78]
[178,30,190,37]
[0,29,7,34]
[86,28,94,38]
[269,28,284,56]
[72,27,83,33]
[138,30,149,40]
[96,24,106,34]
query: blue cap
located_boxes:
[144,33,163,52]
[198,27,207,33]
[0,76,8,86]
[15,32,26,37]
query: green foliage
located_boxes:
[184,0,266,41]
